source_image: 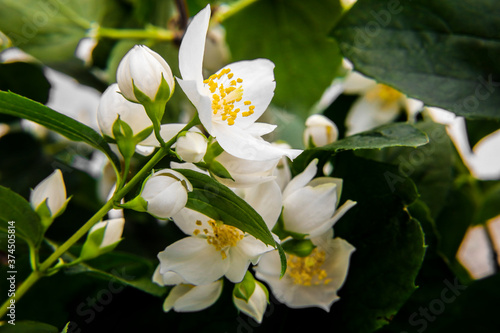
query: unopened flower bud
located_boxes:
[97,83,152,139]
[117,45,175,104]
[30,169,69,226]
[303,114,338,148]
[176,131,208,163]
[80,218,125,260]
[233,271,268,324]
[141,169,193,219]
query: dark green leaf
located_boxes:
[175,169,276,247]
[465,118,500,149]
[474,182,500,225]
[0,91,120,172]
[65,251,166,297]
[224,0,344,116]
[0,185,42,246]
[293,122,429,173]
[327,153,425,332]
[332,0,500,119]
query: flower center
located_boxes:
[366,84,403,109]
[194,219,244,259]
[203,68,255,126]
[286,248,331,286]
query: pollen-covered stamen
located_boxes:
[286,248,331,286]
[203,68,255,126]
[203,219,244,259]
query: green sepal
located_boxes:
[112,116,136,160]
[79,224,123,261]
[208,160,235,181]
[134,125,154,144]
[35,196,71,231]
[154,73,173,104]
[282,238,316,257]
[204,139,224,164]
[119,195,148,213]
[233,271,257,303]
[79,224,107,261]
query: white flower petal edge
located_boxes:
[234,281,268,323]
[163,280,223,313]
[177,5,301,161]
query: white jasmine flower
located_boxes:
[90,218,125,249]
[303,114,339,148]
[177,5,301,161]
[282,160,356,238]
[343,71,423,136]
[140,169,193,219]
[255,229,355,311]
[158,208,274,285]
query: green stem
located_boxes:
[211,0,259,24]
[94,26,176,42]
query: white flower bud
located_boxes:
[303,114,338,148]
[117,45,175,103]
[141,169,193,219]
[89,218,125,249]
[233,280,268,324]
[176,132,208,163]
[30,169,67,218]
[97,83,152,138]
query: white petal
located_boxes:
[342,71,377,94]
[212,122,301,161]
[321,237,356,291]
[345,95,399,136]
[176,78,213,133]
[163,284,192,312]
[282,183,338,235]
[313,200,357,237]
[226,236,272,282]
[282,159,317,199]
[236,181,283,230]
[158,237,229,285]
[171,208,211,236]
[173,280,223,312]
[254,250,281,278]
[178,5,210,83]
[217,59,276,129]
[100,218,125,248]
[147,181,188,218]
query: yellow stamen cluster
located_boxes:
[287,248,332,286]
[193,219,244,259]
[366,84,404,109]
[203,68,255,126]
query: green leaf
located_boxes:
[293,122,429,173]
[224,0,344,116]
[0,91,121,172]
[175,169,275,247]
[0,320,59,333]
[327,152,425,332]
[332,0,500,119]
[474,181,500,225]
[0,185,42,247]
[65,251,167,297]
